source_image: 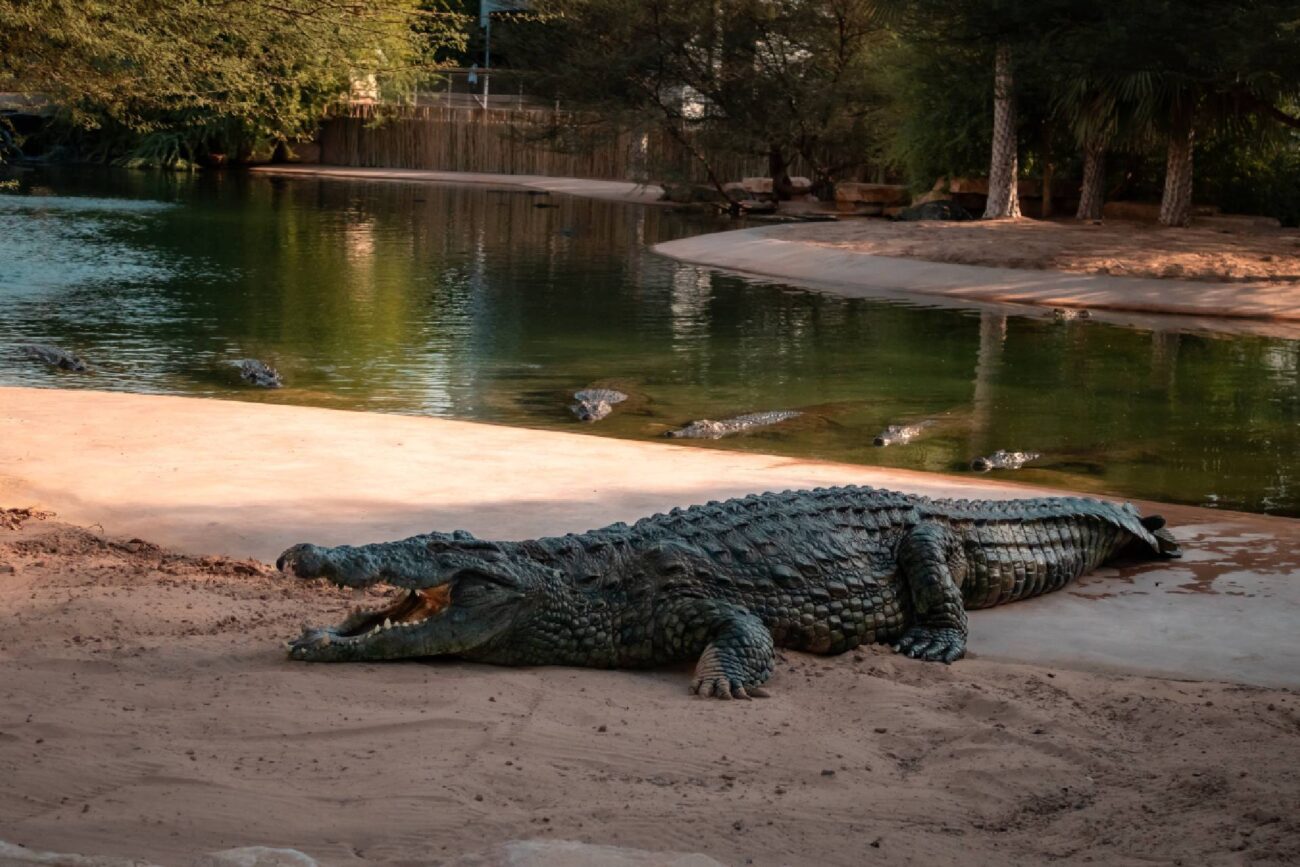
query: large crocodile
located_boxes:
[279,486,1179,699]
[665,410,801,439]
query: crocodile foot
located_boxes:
[893,625,966,664]
[690,676,770,700]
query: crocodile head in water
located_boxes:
[278,534,556,662]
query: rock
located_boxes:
[788,176,813,195]
[192,849,319,867]
[740,176,773,195]
[894,200,973,221]
[834,182,908,206]
[449,840,726,867]
[722,181,748,198]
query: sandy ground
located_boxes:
[0,388,1298,864]
[781,218,1300,284]
[3,387,1298,689]
[2,509,1298,866]
[655,226,1300,325]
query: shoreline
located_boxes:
[2,386,1296,689]
[654,224,1300,323]
[244,165,1299,324]
[2,388,1298,864]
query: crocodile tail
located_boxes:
[1140,515,1181,558]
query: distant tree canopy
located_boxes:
[511,0,893,202]
[0,0,465,164]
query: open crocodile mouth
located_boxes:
[288,585,452,657]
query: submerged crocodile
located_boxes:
[1052,307,1092,321]
[20,344,89,372]
[971,450,1040,472]
[280,485,1180,699]
[665,410,801,439]
[570,388,628,422]
[236,359,282,388]
[873,421,933,447]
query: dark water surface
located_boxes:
[1,169,1297,516]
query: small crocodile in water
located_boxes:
[20,344,89,372]
[873,421,934,447]
[665,410,801,439]
[280,485,1180,699]
[236,359,283,388]
[570,388,628,422]
[971,450,1040,472]
[1052,308,1092,321]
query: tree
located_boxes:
[515,0,891,205]
[0,0,464,164]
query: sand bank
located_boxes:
[2,386,1296,689]
[655,224,1300,323]
[249,165,665,206]
[2,388,1298,864]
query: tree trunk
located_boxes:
[1076,139,1106,220]
[768,144,794,201]
[1040,122,1054,219]
[1159,106,1195,227]
[983,43,1021,220]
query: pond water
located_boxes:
[1,169,1297,516]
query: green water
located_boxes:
[1,169,1297,516]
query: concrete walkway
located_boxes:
[250,164,666,205]
[2,387,1296,688]
[655,225,1300,323]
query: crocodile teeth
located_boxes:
[383,618,393,629]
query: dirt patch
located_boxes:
[0,507,55,531]
[1,517,1297,865]
[781,218,1300,284]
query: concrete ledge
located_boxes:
[2,387,1296,687]
[654,225,1300,322]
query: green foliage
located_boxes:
[0,0,463,165]
[1197,128,1300,227]
[518,0,893,195]
[878,41,993,189]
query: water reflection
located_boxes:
[0,168,1297,517]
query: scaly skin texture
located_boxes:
[280,486,1180,699]
[570,388,627,422]
[971,450,1040,471]
[237,359,282,388]
[665,410,801,439]
[874,421,933,447]
[21,344,89,372]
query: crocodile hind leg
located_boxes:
[661,600,775,700]
[893,523,969,663]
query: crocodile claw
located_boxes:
[893,626,966,664]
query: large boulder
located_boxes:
[788,175,813,195]
[740,176,773,195]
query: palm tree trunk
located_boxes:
[1076,139,1106,220]
[983,43,1021,220]
[1159,105,1195,227]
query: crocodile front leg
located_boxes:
[893,523,969,663]
[658,600,775,700]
